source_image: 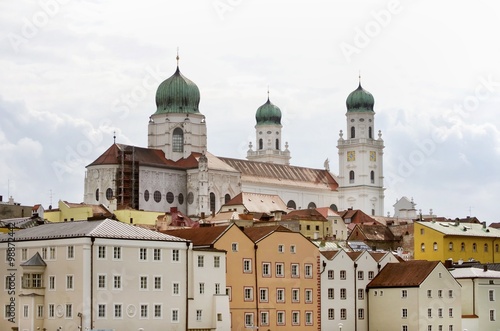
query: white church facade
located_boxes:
[84,58,385,217]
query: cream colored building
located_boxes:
[0,219,229,331]
[367,260,462,331]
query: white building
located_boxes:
[83,58,386,218]
[1,219,229,331]
[450,266,500,331]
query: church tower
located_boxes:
[247,93,291,165]
[337,79,385,216]
[148,55,207,161]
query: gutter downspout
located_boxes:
[366,288,370,331]
[254,243,259,328]
[472,278,476,317]
[90,237,95,329]
[186,241,190,330]
[354,262,358,331]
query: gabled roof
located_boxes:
[0,219,186,242]
[219,157,338,191]
[349,223,396,241]
[316,207,340,218]
[320,250,340,260]
[20,252,46,267]
[338,209,379,224]
[243,225,293,243]
[367,260,441,288]
[224,192,288,214]
[164,225,232,246]
[281,208,328,222]
[369,251,388,262]
[346,251,363,261]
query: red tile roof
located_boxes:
[243,225,293,243]
[281,208,328,222]
[163,225,231,246]
[367,260,440,288]
[320,250,339,260]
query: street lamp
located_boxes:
[338,322,343,331]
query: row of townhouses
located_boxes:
[2,219,500,331]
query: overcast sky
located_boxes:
[1,0,499,223]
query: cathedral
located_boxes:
[83,58,385,217]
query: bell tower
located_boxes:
[337,78,385,216]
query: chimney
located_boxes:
[483,221,487,229]
[170,206,178,214]
[200,212,205,220]
[484,264,488,272]
[444,259,453,269]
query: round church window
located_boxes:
[144,190,150,202]
[154,190,162,203]
[187,192,194,205]
[166,192,174,203]
[178,193,184,205]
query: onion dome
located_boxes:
[346,83,374,112]
[256,96,282,125]
[154,65,200,115]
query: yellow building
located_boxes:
[414,221,500,263]
[281,208,332,239]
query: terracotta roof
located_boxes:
[367,260,440,288]
[321,250,339,260]
[219,157,338,191]
[281,208,328,222]
[349,223,396,241]
[224,192,288,214]
[346,251,363,261]
[338,209,379,224]
[369,251,388,262]
[243,225,293,243]
[316,207,339,218]
[164,225,231,246]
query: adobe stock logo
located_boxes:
[339,0,403,63]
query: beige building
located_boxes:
[367,260,462,331]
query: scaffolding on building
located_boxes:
[116,146,139,209]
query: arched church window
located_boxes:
[144,190,150,202]
[449,242,453,251]
[154,190,162,203]
[259,139,263,150]
[95,189,99,201]
[308,202,316,209]
[166,192,174,204]
[472,243,477,252]
[351,126,355,138]
[349,171,355,184]
[224,194,231,204]
[369,126,373,139]
[370,171,375,184]
[421,243,425,252]
[287,200,296,209]
[210,192,216,213]
[106,188,113,200]
[461,242,465,252]
[330,204,338,212]
[172,128,184,153]
[178,193,184,205]
[187,192,194,205]
[275,139,279,150]
[433,242,438,251]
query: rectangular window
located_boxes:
[402,289,408,298]
[140,276,148,290]
[37,305,43,318]
[402,308,408,318]
[245,312,253,327]
[66,275,74,290]
[98,304,106,318]
[358,270,364,280]
[21,248,27,261]
[291,263,299,277]
[290,245,296,253]
[140,304,148,318]
[261,311,269,325]
[98,275,106,289]
[171,309,179,322]
[32,273,42,288]
[402,326,408,331]
[278,244,284,253]
[368,271,374,279]
[114,304,122,318]
[277,311,285,325]
[449,308,453,317]
[428,326,432,331]
[48,304,55,318]
[304,264,313,278]
[340,308,347,320]
[328,288,334,299]
[113,247,121,260]
[42,247,47,259]
[98,246,106,259]
[340,270,346,280]
[232,243,238,252]
[292,288,299,302]
[292,311,300,325]
[114,275,121,289]
[448,326,453,331]
[438,289,443,298]
[491,310,496,321]
[66,304,72,318]
[305,289,313,303]
[243,259,252,273]
[276,263,284,277]
[139,248,147,261]
[328,270,334,279]
[244,287,253,301]
[67,246,74,259]
[260,288,268,302]
[438,308,443,318]
[358,308,364,320]
[340,288,347,300]
[196,309,202,321]
[172,249,179,262]
[428,308,432,318]
[358,288,364,300]
[49,247,56,260]
[215,283,220,294]
[153,248,161,261]
[328,308,334,320]
[154,276,161,290]
[448,290,453,298]
[172,282,180,295]
[23,305,28,318]
[214,256,220,268]
[198,255,204,267]
[48,275,55,290]
[305,311,313,325]
[490,289,495,301]
[262,262,271,277]
[154,304,162,318]
[277,288,285,302]
[427,289,432,298]
[199,282,205,294]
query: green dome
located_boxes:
[256,97,282,125]
[154,66,200,115]
[346,83,374,112]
